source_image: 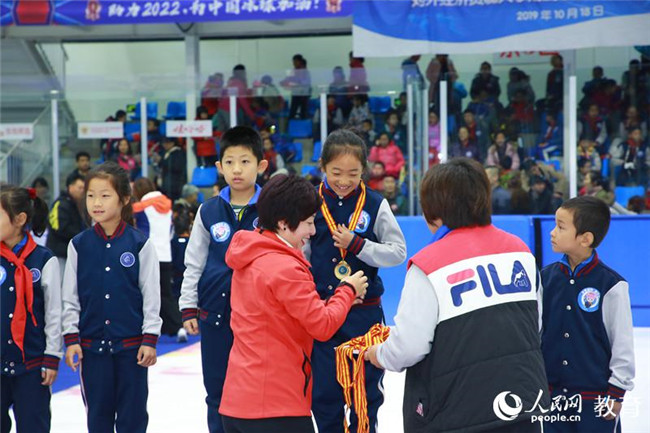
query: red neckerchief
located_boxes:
[0,234,38,361]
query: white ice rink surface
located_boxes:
[44,328,649,432]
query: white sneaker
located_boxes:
[176,327,188,343]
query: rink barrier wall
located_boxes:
[379,215,650,327]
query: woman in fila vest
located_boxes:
[62,162,162,433]
[1,186,62,433]
[366,158,550,433]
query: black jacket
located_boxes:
[46,192,87,257]
[160,147,187,202]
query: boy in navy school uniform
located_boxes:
[542,196,635,433]
[179,126,268,433]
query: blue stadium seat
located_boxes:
[308,98,320,117]
[292,142,303,163]
[123,122,140,139]
[288,119,312,138]
[130,102,158,120]
[311,141,322,162]
[191,166,218,188]
[301,165,318,177]
[369,96,392,114]
[165,101,186,119]
[543,159,562,172]
[614,186,645,207]
[601,158,610,178]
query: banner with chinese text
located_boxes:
[0,0,349,26]
[353,1,650,56]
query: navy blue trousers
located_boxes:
[544,390,621,433]
[199,318,234,433]
[80,348,149,433]
[1,370,51,433]
[312,304,385,433]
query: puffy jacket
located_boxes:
[46,192,87,258]
[219,229,356,419]
[369,143,405,178]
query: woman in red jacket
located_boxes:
[221,174,368,433]
[369,132,405,178]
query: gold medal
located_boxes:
[319,182,367,280]
[334,261,352,280]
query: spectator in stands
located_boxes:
[486,131,520,171]
[382,175,407,215]
[428,111,441,167]
[349,52,370,95]
[369,132,405,178]
[533,112,563,161]
[578,158,593,191]
[201,72,225,117]
[529,175,557,214]
[449,73,468,129]
[383,111,407,153]
[158,137,186,202]
[114,138,140,181]
[395,92,408,126]
[426,54,458,109]
[361,119,376,148]
[577,139,602,172]
[485,166,511,214]
[47,172,88,274]
[619,105,648,141]
[368,161,386,192]
[314,95,344,134]
[581,66,606,106]
[578,103,607,151]
[507,67,535,105]
[466,90,494,123]
[348,94,371,127]
[228,64,257,126]
[508,174,531,214]
[401,55,424,90]
[505,88,536,133]
[622,59,648,111]
[69,151,92,180]
[545,54,564,112]
[470,61,501,105]
[176,184,200,215]
[461,110,489,160]
[192,105,219,167]
[329,66,351,117]
[612,126,649,186]
[259,75,285,120]
[101,109,127,161]
[450,126,480,161]
[31,177,50,203]
[627,195,647,214]
[261,137,285,184]
[281,54,312,119]
[580,171,615,206]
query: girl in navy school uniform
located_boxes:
[305,129,407,433]
[62,162,162,433]
[1,186,62,433]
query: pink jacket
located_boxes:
[369,143,405,178]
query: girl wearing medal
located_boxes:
[305,129,407,433]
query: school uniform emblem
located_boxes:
[0,266,6,285]
[349,210,371,234]
[120,252,136,268]
[578,287,600,312]
[210,222,231,243]
[30,268,41,283]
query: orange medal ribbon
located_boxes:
[318,182,366,279]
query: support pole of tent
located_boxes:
[185,34,199,178]
[320,92,327,145]
[407,83,415,216]
[569,76,578,198]
[439,80,448,163]
[140,97,148,178]
[562,50,577,197]
[50,92,60,196]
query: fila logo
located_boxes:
[447,260,532,307]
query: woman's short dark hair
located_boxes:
[257,174,321,231]
[420,157,492,229]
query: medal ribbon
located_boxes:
[318,182,366,262]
